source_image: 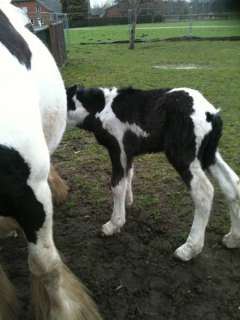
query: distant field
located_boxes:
[67,19,240,44]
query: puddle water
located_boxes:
[153,64,206,70]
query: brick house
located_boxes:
[13,0,62,26]
[105,4,128,18]
[12,0,66,67]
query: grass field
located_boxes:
[67,19,240,44]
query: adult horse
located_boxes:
[0,1,102,319]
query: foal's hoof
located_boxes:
[174,243,202,262]
[126,199,133,208]
[126,194,133,207]
[101,221,121,236]
[222,233,240,248]
[0,230,18,239]
[9,230,18,238]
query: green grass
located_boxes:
[66,19,240,44]
[61,35,240,226]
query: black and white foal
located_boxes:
[67,85,240,262]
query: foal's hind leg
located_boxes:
[166,150,214,261]
[175,160,214,261]
[209,152,240,248]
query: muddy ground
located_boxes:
[1,130,240,320]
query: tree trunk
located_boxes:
[129,9,137,50]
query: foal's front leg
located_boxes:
[102,177,128,236]
[126,165,134,207]
[102,151,128,236]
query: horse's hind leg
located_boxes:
[0,145,101,319]
[0,265,18,320]
[25,178,102,320]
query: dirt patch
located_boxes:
[78,36,240,46]
[1,132,240,320]
[153,64,205,70]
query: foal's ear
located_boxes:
[78,83,85,89]
[66,85,78,97]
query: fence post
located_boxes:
[188,4,193,37]
[129,8,137,49]
[49,22,66,66]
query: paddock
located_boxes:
[66,19,240,44]
[1,28,240,320]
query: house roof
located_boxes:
[38,0,62,12]
[13,0,62,12]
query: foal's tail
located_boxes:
[198,111,223,170]
[0,265,18,320]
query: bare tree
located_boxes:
[128,0,142,49]
[91,0,114,17]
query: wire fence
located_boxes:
[28,12,71,49]
[28,11,240,48]
[65,12,240,46]
[66,10,240,27]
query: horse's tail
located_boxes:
[0,264,18,320]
